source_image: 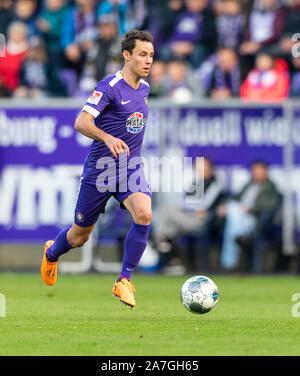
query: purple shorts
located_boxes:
[74,169,152,227]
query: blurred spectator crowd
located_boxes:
[0,0,300,100]
[150,157,284,275]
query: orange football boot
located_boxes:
[41,240,58,286]
[112,278,136,307]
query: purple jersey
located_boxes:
[81,71,150,182]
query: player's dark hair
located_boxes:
[121,30,153,55]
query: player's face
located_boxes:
[126,40,154,78]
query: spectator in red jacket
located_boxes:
[0,21,28,94]
[240,52,290,102]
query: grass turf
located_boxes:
[0,273,300,356]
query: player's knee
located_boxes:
[135,209,152,225]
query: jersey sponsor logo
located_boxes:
[121,100,131,105]
[126,112,147,134]
[87,91,103,105]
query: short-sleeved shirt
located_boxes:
[81,71,150,184]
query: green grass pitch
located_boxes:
[0,273,300,356]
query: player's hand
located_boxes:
[103,135,130,158]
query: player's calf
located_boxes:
[67,223,95,248]
[67,233,90,248]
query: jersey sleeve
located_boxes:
[81,81,112,118]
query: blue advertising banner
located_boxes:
[0,102,299,242]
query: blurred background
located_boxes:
[0,0,300,276]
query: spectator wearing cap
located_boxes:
[97,0,128,35]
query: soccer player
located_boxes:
[41,30,154,308]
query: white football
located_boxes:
[180,275,219,314]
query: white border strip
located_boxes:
[82,105,100,118]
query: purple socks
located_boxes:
[118,222,151,281]
[46,226,72,262]
[46,222,151,281]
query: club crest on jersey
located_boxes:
[126,112,146,134]
[87,91,102,105]
[76,212,84,223]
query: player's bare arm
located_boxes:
[74,111,130,158]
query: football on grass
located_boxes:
[180,275,219,314]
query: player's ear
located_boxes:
[122,49,131,62]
